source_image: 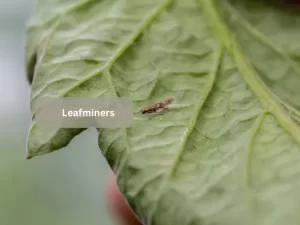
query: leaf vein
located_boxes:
[200,0,300,146]
[148,46,223,221]
[60,0,173,98]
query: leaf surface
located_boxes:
[26,0,300,224]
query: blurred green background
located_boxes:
[0,1,116,225]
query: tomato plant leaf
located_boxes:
[26,0,300,224]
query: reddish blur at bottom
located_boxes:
[107,176,142,225]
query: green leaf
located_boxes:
[26,0,300,224]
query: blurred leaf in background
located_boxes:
[0,0,115,224]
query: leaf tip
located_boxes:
[26,143,35,160]
[26,153,33,160]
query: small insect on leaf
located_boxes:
[141,97,174,114]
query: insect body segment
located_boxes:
[141,97,174,114]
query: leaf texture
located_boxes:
[26,0,300,224]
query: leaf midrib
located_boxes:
[200,0,300,146]
[224,0,300,79]
[223,1,300,118]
